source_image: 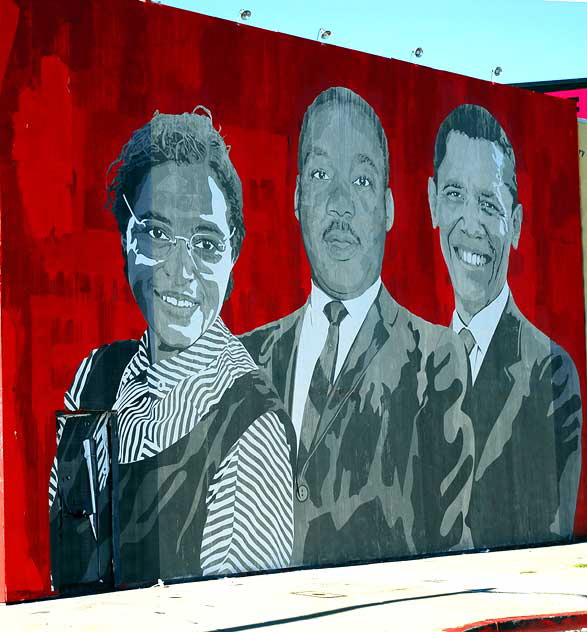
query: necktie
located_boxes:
[299,300,348,459]
[459,327,476,357]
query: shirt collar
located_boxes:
[119,317,232,397]
[452,283,510,354]
[309,277,382,324]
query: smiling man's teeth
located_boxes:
[456,248,489,267]
[161,294,196,308]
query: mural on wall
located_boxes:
[0,0,586,601]
[49,110,296,587]
[241,87,475,567]
[427,104,582,548]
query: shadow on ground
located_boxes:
[209,587,496,631]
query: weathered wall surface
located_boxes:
[0,0,585,602]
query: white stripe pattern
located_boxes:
[50,317,295,573]
[200,411,294,575]
[48,417,67,509]
[113,320,257,464]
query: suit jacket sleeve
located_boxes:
[540,344,582,537]
[411,325,475,554]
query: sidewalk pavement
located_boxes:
[1,542,587,631]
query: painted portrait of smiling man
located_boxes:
[49,109,296,589]
[429,127,521,324]
[242,87,475,567]
[428,103,583,550]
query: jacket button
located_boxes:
[296,484,308,502]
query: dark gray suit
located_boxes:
[241,285,475,566]
[463,296,582,549]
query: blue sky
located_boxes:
[161,0,586,84]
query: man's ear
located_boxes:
[294,175,301,222]
[428,177,439,228]
[384,187,394,232]
[512,203,523,249]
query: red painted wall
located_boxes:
[0,0,20,602]
[0,0,584,601]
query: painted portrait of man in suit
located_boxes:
[242,87,475,566]
[428,103,583,548]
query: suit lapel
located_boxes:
[270,306,306,417]
[307,287,397,454]
[468,296,523,478]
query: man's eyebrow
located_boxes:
[355,153,378,171]
[442,182,463,191]
[479,191,498,199]
[305,146,330,161]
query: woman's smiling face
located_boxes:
[125,161,234,359]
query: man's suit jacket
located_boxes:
[241,285,475,567]
[464,296,582,549]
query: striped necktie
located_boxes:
[459,327,476,357]
[299,300,348,458]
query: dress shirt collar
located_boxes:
[308,277,382,325]
[452,282,510,354]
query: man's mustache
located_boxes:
[323,220,360,244]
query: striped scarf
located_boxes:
[114,318,256,464]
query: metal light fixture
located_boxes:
[491,66,503,81]
[317,28,332,41]
[239,9,252,20]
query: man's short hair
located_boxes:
[298,87,390,186]
[107,107,245,262]
[433,104,518,207]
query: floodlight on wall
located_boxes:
[239,9,252,20]
[317,28,332,41]
[491,66,503,82]
[408,47,424,62]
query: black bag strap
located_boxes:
[78,340,139,410]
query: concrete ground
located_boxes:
[1,542,587,631]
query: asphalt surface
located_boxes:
[1,542,587,631]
